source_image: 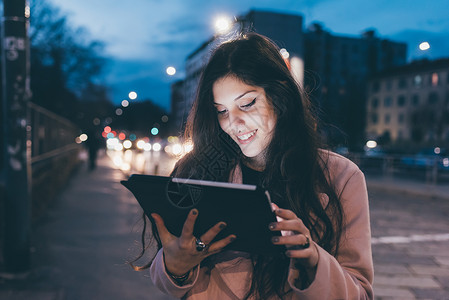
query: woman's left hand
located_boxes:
[269,205,319,271]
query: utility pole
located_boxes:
[1,0,31,273]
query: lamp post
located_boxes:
[1,0,31,273]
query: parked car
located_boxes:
[400,148,449,171]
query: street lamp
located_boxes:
[214,15,232,34]
[166,66,176,76]
[419,42,430,51]
[128,91,137,100]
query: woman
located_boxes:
[142,33,373,299]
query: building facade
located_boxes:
[366,58,449,144]
[304,25,406,147]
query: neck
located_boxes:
[243,156,265,172]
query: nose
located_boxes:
[227,110,246,133]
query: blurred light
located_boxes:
[102,131,108,138]
[166,66,176,76]
[93,118,101,126]
[114,144,123,151]
[434,147,441,154]
[162,115,169,123]
[107,132,115,139]
[172,143,183,155]
[136,140,146,149]
[104,126,111,133]
[183,140,194,153]
[79,134,88,142]
[129,134,137,141]
[214,16,232,34]
[25,5,30,18]
[121,100,129,107]
[280,48,290,59]
[118,132,126,140]
[443,158,449,167]
[151,127,159,135]
[115,108,123,116]
[75,137,82,144]
[432,73,439,86]
[107,138,120,150]
[366,140,377,149]
[129,91,137,100]
[143,143,152,151]
[153,143,161,152]
[124,149,133,161]
[419,42,430,51]
[123,140,132,149]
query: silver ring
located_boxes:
[195,238,207,252]
[289,235,310,250]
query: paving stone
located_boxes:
[373,253,436,266]
[374,264,411,275]
[411,288,449,300]
[434,275,449,288]
[409,265,449,276]
[374,275,441,289]
[372,286,415,299]
[435,258,449,267]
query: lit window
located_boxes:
[432,73,439,86]
[414,75,422,87]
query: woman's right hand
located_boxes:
[151,209,236,276]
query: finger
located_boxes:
[200,222,227,244]
[180,209,198,239]
[269,218,308,233]
[270,202,279,212]
[271,234,309,247]
[206,235,237,255]
[274,208,299,220]
[151,213,173,243]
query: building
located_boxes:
[366,58,449,145]
[304,25,407,147]
[171,10,304,133]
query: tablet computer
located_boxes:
[121,174,283,254]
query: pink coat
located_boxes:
[150,151,374,299]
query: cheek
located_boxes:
[218,118,232,135]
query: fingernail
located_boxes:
[276,209,282,214]
[285,251,292,257]
[230,236,236,242]
[269,223,276,230]
[191,209,198,215]
[219,223,226,229]
[150,213,156,219]
[272,237,279,243]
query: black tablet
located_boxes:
[121,174,283,254]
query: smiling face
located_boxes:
[212,75,277,170]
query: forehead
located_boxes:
[212,76,264,102]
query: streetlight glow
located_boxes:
[419,42,430,51]
[166,66,176,76]
[214,16,232,34]
[121,100,129,107]
[128,91,137,100]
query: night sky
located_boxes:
[51,0,449,112]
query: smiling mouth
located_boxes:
[237,129,257,143]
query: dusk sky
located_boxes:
[50,0,449,112]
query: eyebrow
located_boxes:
[213,90,257,105]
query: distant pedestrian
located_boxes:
[133,33,373,299]
[85,128,102,170]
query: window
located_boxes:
[398,77,407,89]
[431,73,439,87]
[372,81,380,93]
[385,114,391,124]
[371,113,378,124]
[428,92,439,105]
[398,113,405,124]
[397,95,406,107]
[384,97,392,107]
[412,94,419,106]
[414,75,422,87]
[386,81,392,91]
[371,98,379,109]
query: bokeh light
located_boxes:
[166,66,176,76]
[128,91,137,100]
[419,42,430,51]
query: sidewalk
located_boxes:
[0,154,448,299]
[366,174,449,201]
[0,154,175,300]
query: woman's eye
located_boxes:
[241,98,256,109]
[217,109,227,115]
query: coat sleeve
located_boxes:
[287,167,374,300]
[149,248,201,299]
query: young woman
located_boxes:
[143,33,373,299]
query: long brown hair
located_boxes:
[134,33,343,299]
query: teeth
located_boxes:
[237,130,256,141]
